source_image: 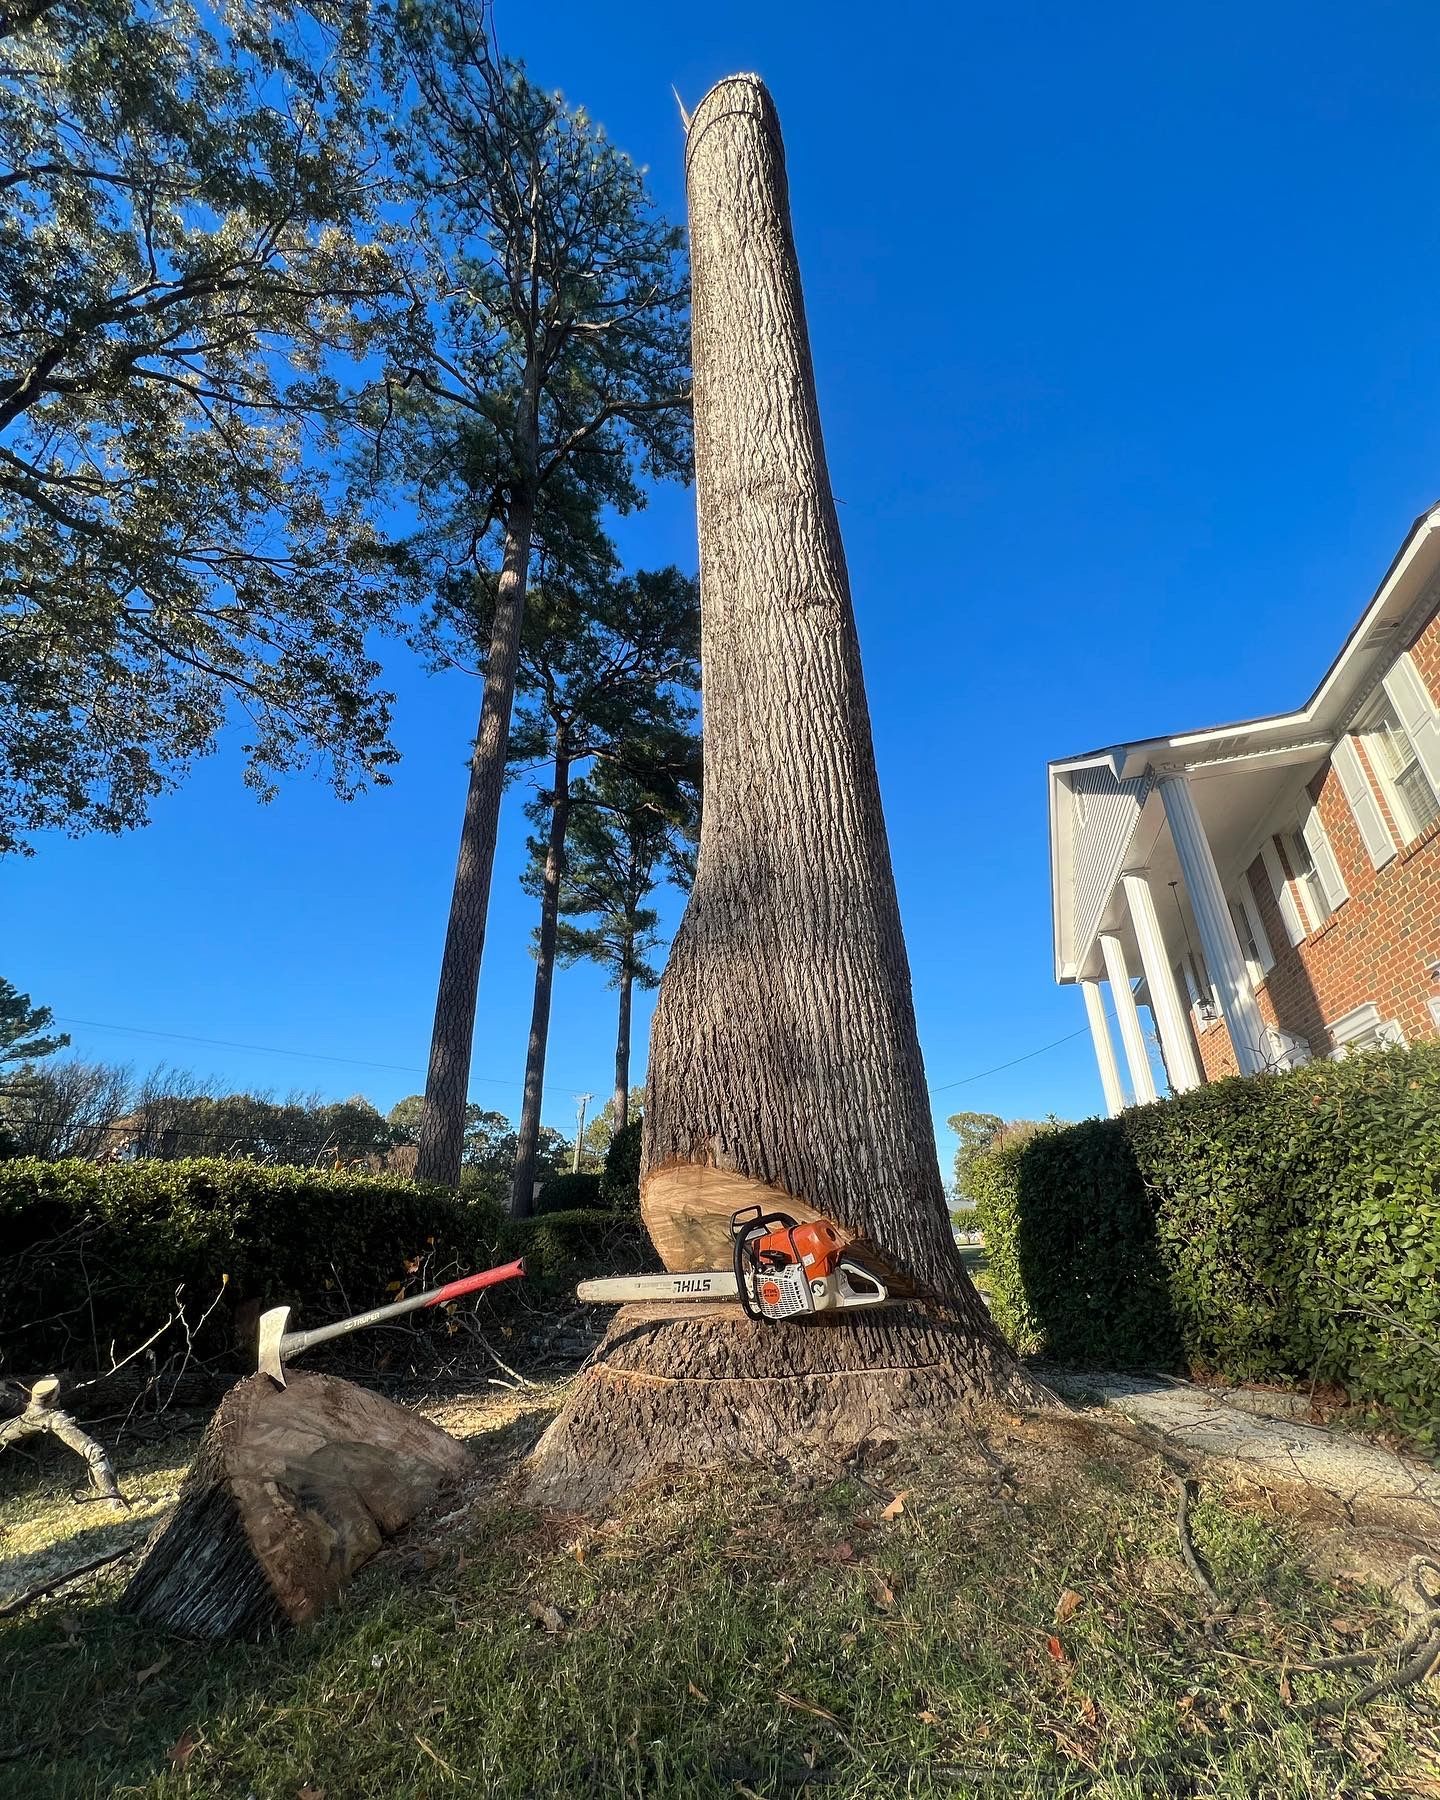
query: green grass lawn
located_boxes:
[1,1395,1436,1798]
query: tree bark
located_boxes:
[529,76,1045,1510]
[508,740,570,1218]
[416,490,536,1188]
[613,952,633,1133]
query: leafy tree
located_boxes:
[0,977,69,1073]
[556,759,700,1136]
[1,1057,134,1158]
[0,0,407,852]
[946,1112,1004,1197]
[386,1095,565,1184]
[580,1086,646,1167]
[379,2,691,1184]
[124,1089,402,1165]
[947,1111,1053,1214]
[499,563,698,1215]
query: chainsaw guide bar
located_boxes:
[577,1206,891,1322]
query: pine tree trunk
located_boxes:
[529,77,1046,1510]
[416,490,536,1188]
[508,742,571,1218]
[612,954,633,1133]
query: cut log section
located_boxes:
[121,1372,470,1638]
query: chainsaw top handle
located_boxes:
[730,1205,797,1323]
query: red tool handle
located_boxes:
[428,1257,526,1306]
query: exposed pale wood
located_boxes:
[530,76,1049,1509]
[640,1162,840,1272]
[121,1372,470,1638]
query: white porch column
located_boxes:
[1098,932,1158,1104]
[1157,771,1267,1077]
[1120,869,1203,1093]
[1080,978,1126,1117]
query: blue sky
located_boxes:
[8,0,1440,1162]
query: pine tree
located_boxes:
[380,2,691,1185]
[554,761,700,1135]
[502,564,699,1216]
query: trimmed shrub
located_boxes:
[534,1171,604,1216]
[0,1159,502,1376]
[600,1119,642,1215]
[971,1045,1440,1444]
[499,1207,637,1284]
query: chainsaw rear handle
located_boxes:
[278,1256,527,1360]
[730,1205,797,1322]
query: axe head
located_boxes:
[257,1305,291,1386]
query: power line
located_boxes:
[928,1026,1089,1093]
[51,1015,585,1095]
[54,1013,1092,1108]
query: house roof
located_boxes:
[1048,500,1440,982]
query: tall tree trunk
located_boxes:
[508,741,571,1218]
[530,77,1045,1510]
[612,948,634,1133]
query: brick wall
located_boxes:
[1194,603,1440,1069]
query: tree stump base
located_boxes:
[121,1372,470,1638]
[526,1304,1052,1512]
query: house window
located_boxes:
[1363,693,1440,841]
[1328,1001,1407,1057]
[1283,830,1334,929]
[1229,899,1266,986]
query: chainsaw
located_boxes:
[576,1204,890,1322]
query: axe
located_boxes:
[257,1257,527,1385]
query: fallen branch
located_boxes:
[0,1541,142,1617]
[1170,1472,1222,1609]
[0,1377,126,1506]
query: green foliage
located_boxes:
[0,1158,500,1375]
[971,1045,1440,1443]
[496,1205,642,1284]
[0,978,69,1070]
[377,18,691,595]
[600,1118,643,1215]
[0,0,407,850]
[388,1099,566,1179]
[533,1171,604,1216]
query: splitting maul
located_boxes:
[577,1205,890,1322]
[257,1257,527,1385]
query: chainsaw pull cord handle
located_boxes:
[730,1205,798,1325]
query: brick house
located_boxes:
[1049,502,1440,1113]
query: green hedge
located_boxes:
[0,1159,622,1377]
[600,1119,643,1214]
[971,1045,1440,1445]
[534,1171,604,1216]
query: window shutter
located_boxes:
[1381,652,1440,796]
[1331,736,1395,868]
[1301,801,1347,912]
[1260,838,1306,946]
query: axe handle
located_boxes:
[281,1257,527,1359]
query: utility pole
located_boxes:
[572,1093,593,1174]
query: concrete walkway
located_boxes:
[1044,1367,1440,1544]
